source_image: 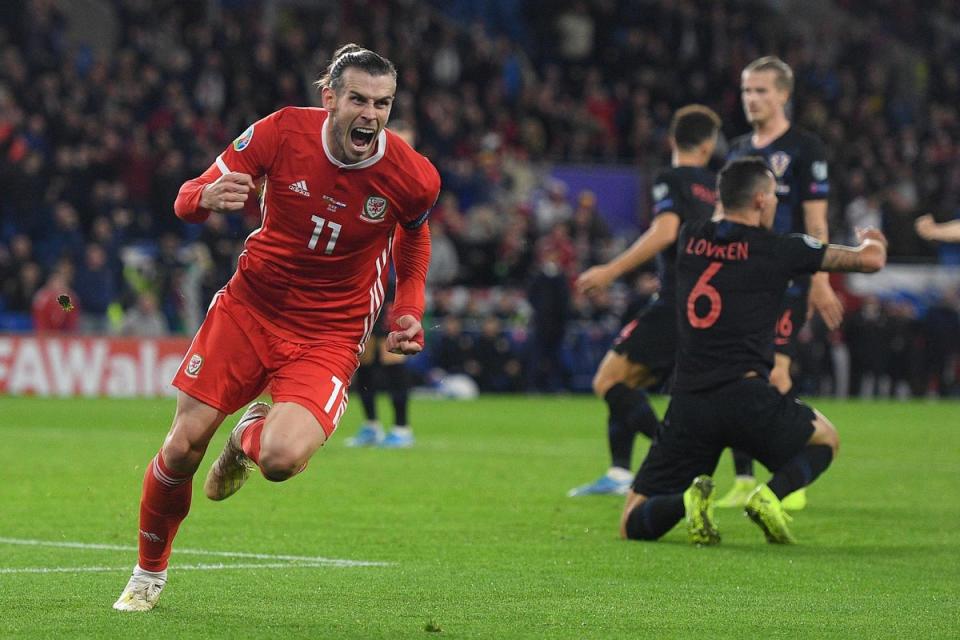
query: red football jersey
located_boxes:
[177,107,440,348]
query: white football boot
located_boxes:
[113,565,167,611]
[204,402,270,500]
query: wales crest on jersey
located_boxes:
[362,195,388,222]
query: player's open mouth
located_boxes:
[350,126,376,151]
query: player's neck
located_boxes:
[719,210,759,227]
[751,117,790,147]
[673,150,707,168]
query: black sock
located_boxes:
[767,445,834,500]
[624,495,685,540]
[733,449,755,477]
[383,363,409,426]
[605,383,656,470]
[356,364,377,421]
[605,384,635,469]
[625,389,659,440]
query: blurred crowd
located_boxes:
[0,0,958,395]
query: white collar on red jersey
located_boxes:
[321,115,388,169]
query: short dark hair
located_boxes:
[718,157,774,210]
[315,44,397,92]
[669,105,721,151]
[743,56,794,94]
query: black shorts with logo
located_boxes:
[631,377,816,496]
[774,277,811,360]
[611,297,677,388]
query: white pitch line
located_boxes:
[0,562,347,575]
[0,537,392,568]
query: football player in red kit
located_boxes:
[114,44,440,611]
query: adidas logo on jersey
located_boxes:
[289,180,311,197]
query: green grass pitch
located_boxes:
[1,395,958,638]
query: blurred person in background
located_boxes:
[74,243,117,334]
[526,244,571,392]
[31,260,78,333]
[118,291,169,337]
[568,105,720,497]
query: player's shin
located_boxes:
[239,417,265,465]
[767,445,834,500]
[605,383,658,470]
[623,495,685,540]
[138,452,193,572]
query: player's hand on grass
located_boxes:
[807,276,844,330]
[575,264,615,295]
[200,172,255,213]
[386,315,424,355]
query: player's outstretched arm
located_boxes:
[575,213,680,295]
[915,214,960,243]
[819,228,887,273]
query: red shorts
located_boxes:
[172,292,359,437]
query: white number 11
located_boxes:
[308,215,342,254]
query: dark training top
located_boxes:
[649,165,717,300]
[672,218,826,393]
[727,126,829,236]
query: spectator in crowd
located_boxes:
[31,261,79,333]
[118,291,169,337]
[526,247,571,392]
[534,179,572,234]
[73,243,117,334]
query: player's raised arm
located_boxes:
[819,228,888,273]
[576,213,680,295]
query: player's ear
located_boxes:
[321,86,336,110]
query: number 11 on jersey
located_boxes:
[308,215,342,254]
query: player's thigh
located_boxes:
[592,351,650,395]
[728,378,817,471]
[270,342,358,440]
[172,293,271,417]
[259,401,327,471]
[631,397,723,498]
[607,307,675,392]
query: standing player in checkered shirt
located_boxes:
[718,56,844,511]
[114,44,440,612]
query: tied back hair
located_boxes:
[315,43,397,92]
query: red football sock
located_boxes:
[239,417,265,465]
[137,452,192,572]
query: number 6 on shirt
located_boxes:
[686,262,723,329]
